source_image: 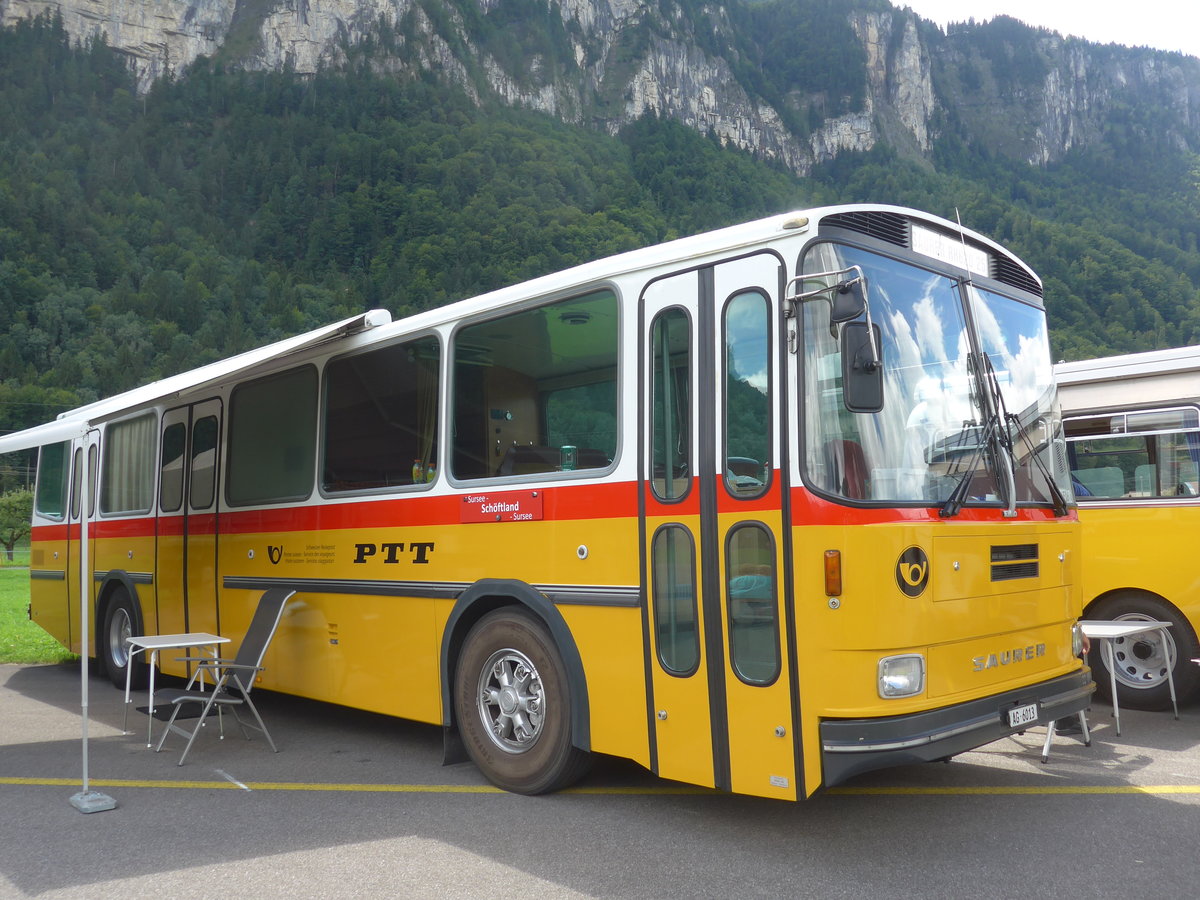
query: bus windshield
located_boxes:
[801,243,1068,509]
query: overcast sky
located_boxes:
[900,1,1200,59]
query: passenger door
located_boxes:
[641,253,798,799]
[156,399,223,656]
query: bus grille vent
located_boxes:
[822,211,908,247]
[991,254,1043,297]
[991,543,1039,581]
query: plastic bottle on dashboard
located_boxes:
[412,459,423,483]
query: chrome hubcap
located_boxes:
[108,608,131,669]
[1110,613,1175,690]
[477,648,544,754]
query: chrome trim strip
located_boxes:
[223,576,641,607]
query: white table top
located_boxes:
[1077,620,1171,639]
[126,632,229,651]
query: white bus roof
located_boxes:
[0,203,1031,454]
[1055,345,1200,385]
[1054,345,1200,413]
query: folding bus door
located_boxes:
[156,399,222,658]
[641,253,798,800]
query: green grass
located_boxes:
[0,568,77,664]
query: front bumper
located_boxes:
[819,667,1094,788]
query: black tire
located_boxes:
[1086,592,1200,711]
[453,607,590,795]
[100,588,148,690]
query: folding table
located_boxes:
[123,633,230,747]
[1078,620,1177,735]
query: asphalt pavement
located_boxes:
[3,661,1200,898]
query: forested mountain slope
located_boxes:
[2,7,1200,441]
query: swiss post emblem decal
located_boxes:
[896,546,929,597]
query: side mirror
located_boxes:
[830,279,867,324]
[841,322,883,413]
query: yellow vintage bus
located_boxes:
[2,206,1090,798]
[1056,346,1200,709]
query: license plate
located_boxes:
[1007,703,1038,728]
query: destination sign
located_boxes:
[460,491,544,523]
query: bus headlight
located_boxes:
[878,654,925,698]
[1072,623,1085,658]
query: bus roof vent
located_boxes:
[822,211,908,248]
[991,254,1043,298]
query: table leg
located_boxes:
[1040,720,1057,763]
[123,646,133,734]
[1104,639,1121,735]
[1163,626,1179,720]
[147,649,158,748]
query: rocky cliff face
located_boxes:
[3,0,1198,176]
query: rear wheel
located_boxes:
[101,588,147,690]
[454,607,590,795]
[1087,592,1200,711]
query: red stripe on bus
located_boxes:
[30,481,1070,545]
[788,486,1074,525]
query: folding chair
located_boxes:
[154,589,294,765]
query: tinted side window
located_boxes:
[723,291,770,498]
[650,307,691,501]
[726,524,780,686]
[228,366,318,505]
[324,336,441,491]
[160,423,186,513]
[652,525,700,676]
[35,442,69,520]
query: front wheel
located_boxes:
[101,588,147,690]
[1087,592,1200,711]
[454,607,590,795]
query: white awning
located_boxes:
[0,309,391,455]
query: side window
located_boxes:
[723,291,770,497]
[190,415,219,510]
[652,525,700,676]
[726,524,780,685]
[1065,407,1200,499]
[323,336,440,491]
[451,291,617,480]
[70,447,83,520]
[100,414,156,515]
[227,366,318,505]
[651,307,691,501]
[160,423,186,513]
[35,443,69,520]
[72,445,97,518]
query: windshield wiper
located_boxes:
[1009,409,1071,517]
[940,353,1016,518]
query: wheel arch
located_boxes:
[1084,586,1185,622]
[440,579,591,760]
[93,570,147,667]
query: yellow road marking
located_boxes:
[2,776,1198,796]
[0,776,708,794]
[829,785,1200,795]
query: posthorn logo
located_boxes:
[895,546,929,597]
[267,545,284,565]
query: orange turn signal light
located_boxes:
[824,549,842,596]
